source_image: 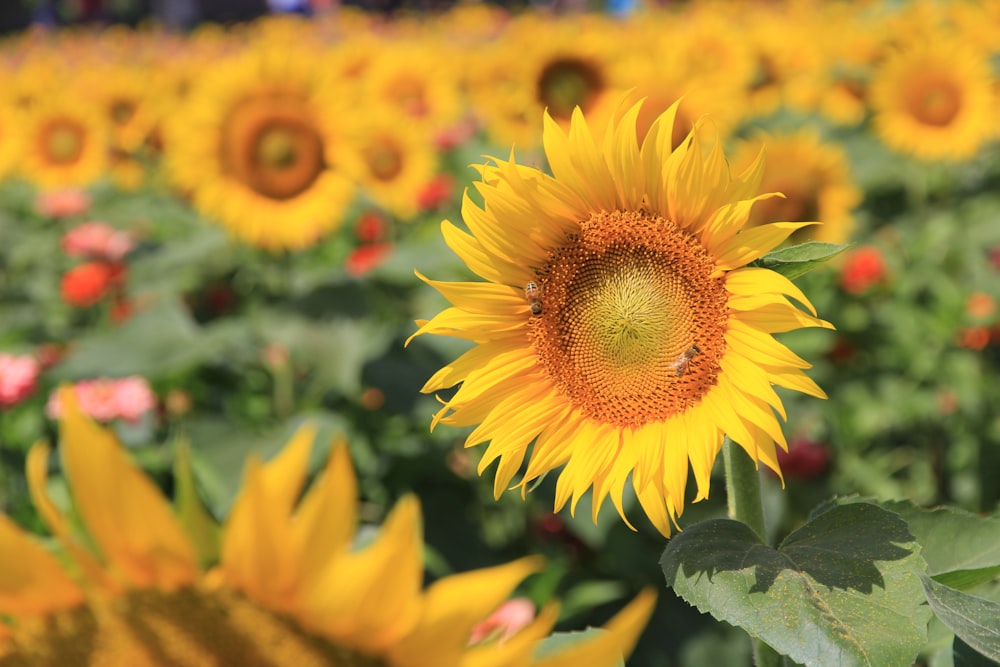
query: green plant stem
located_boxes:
[723,436,782,667]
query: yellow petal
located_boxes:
[305,496,424,653]
[386,556,544,667]
[58,386,198,590]
[714,222,818,270]
[289,439,358,595]
[0,513,84,614]
[533,589,657,667]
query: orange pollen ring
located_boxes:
[528,209,728,427]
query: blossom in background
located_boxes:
[416,173,455,212]
[34,188,92,218]
[345,242,391,277]
[60,261,125,308]
[869,37,995,162]
[775,437,831,480]
[839,245,886,294]
[468,597,537,645]
[61,221,135,262]
[354,210,388,243]
[0,353,40,409]
[46,376,157,423]
[0,389,656,666]
[410,97,831,536]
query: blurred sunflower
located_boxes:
[409,99,831,536]
[0,99,24,180]
[165,48,357,251]
[19,90,109,189]
[0,388,654,666]
[869,39,996,161]
[85,62,159,154]
[347,108,440,221]
[360,40,463,135]
[730,130,860,245]
[474,17,622,145]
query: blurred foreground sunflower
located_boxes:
[409,98,832,536]
[0,388,654,666]
[869,39,996,161]
[165,48,357,251]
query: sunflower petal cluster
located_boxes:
[0,388,653,666]
[410,98,832,536]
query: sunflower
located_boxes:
[164,47,357,251]
[869,38,996,162]
[0,99,24,180]
[346,108,440,221]
[730,130,860,245]
[0,388,654,666]
[472,16,623,147]
[359,39,463,136]
[19,89,109,189]
[408,99,832,537]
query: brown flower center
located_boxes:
[0,587,390,667]
[40,120,86,165]
[537,57,604,121]
[221,94,326,200]
[364,137,404,182]
[528,210,727,428]
[909,77,962,127]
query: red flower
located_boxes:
[61,261,123,307]
[958,326,990,350]
[345,243,391,277]
[416,174,455,211]
[839,245,886,295]
[354,211,388,243]
[777,438,831,480]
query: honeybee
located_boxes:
[524,281,543,316]
[669,345,701,377]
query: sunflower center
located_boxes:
[537,57,604,121]
[42,120,86,164]
[910,78,962,127]
[364,138,404,181]
[1,587,391,667]
[222,94,326,200]
[256,126,300,168]
[529,209,727,427]
[110,99,138,126]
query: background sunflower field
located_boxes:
[1,1,999,665]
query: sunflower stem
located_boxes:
[723,436,782,667]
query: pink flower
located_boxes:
[47,376,156,423]
[112,376,158,422]
[468,598,537,646]
[61,222,135,262]
[35,188,92,218]
[0,353,41,408]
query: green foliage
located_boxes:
[921,576,1000,663]
[661,504,932,667]
[754,241,852,279]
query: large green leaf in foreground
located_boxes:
[921,575,1000,663]
[660,503,931,667]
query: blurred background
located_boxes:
[0,1,999,665]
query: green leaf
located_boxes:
[533,628,623,667]
[921,575,1000,662]
[172,437,220,567]
[836,499,1000,590]
[49,299,251,380]
[753,241,851,279]
[661,503,931,667]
